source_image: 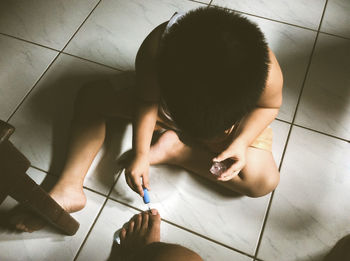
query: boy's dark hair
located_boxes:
[157,7,270,140]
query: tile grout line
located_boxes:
[187,0,211,6]
[6,0,103,123]
[162,219,256,259]
[0,31,129,73]
[82,186,109,198]
[59,0,102,53]
[73,171,123,261]
[60,51,125,71]
[0,32,61,52]
[274,118,349,143]
[274,118,291,124]
[318,31,350,41]
[29,164,118,197]
[29,165,52,175]
[106,196,256,260]
[251,190,276,261]
[211,4,320,33]
[254,258,267,261]
[253,0,330,260]
[283,0,329,126]
[1,23,349,61]
[6,51,60,123]
[292,124,349,143]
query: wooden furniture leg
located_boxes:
[0,120,79,235]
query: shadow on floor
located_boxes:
[323,234,350,261]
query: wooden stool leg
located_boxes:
[0,140,80,235]
[0,183,10,205]
[10,172,80,235]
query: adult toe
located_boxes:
[141,211,149,230]
[127,220,135,235]
[133,213,142,232]
[120,227,127,245]
[149,209,161,227]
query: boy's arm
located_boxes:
[132,25,164,157]
[232,107,280,148]
[132,101,158,156]
[214,50,283,180]
[232,49,283,146]
[126,23,167,196]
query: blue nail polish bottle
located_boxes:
[143,188,150,204]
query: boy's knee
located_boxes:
[244,169,280,198]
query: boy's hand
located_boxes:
[125,154,150,196]
[213,139,248,181]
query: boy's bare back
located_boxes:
[136,22,283,122]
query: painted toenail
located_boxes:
[151,209,158,215]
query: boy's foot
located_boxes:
[9,183,86,233]
[149,130,187,165]
[120,209,161,261]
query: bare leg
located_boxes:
[149,130,280,197]
[120,209,203,261]
[11,82,136,232]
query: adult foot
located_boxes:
[149,130,187,165]
[10,183,86,233]
[120,209,161,261]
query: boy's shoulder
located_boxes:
[135,22,168,102]
[256,49,283,109]
[136,22,168,66]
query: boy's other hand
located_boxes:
[213,140,248,181]
[125,154,150,196]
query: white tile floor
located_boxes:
[0,0,349,260]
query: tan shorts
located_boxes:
[250,126,273,152]
[155,110,273,153]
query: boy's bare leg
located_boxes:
[11,82,136,232]
[149,130,280,197]
[120,209,203,261]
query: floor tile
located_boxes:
[0,167,106,261]
[64,0,206,70]
[270,120,291,167]
[244,15,317,122]
[211,0,326,29]
[8,53,136,195]
[258,126,350,261]
[0,34,57,120]
[320,0,350,38]
[295,34,350,140]
[76,199,253,261]
[110,120,289,254]
[0,0,98,50]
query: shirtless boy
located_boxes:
[12,7,283,234]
